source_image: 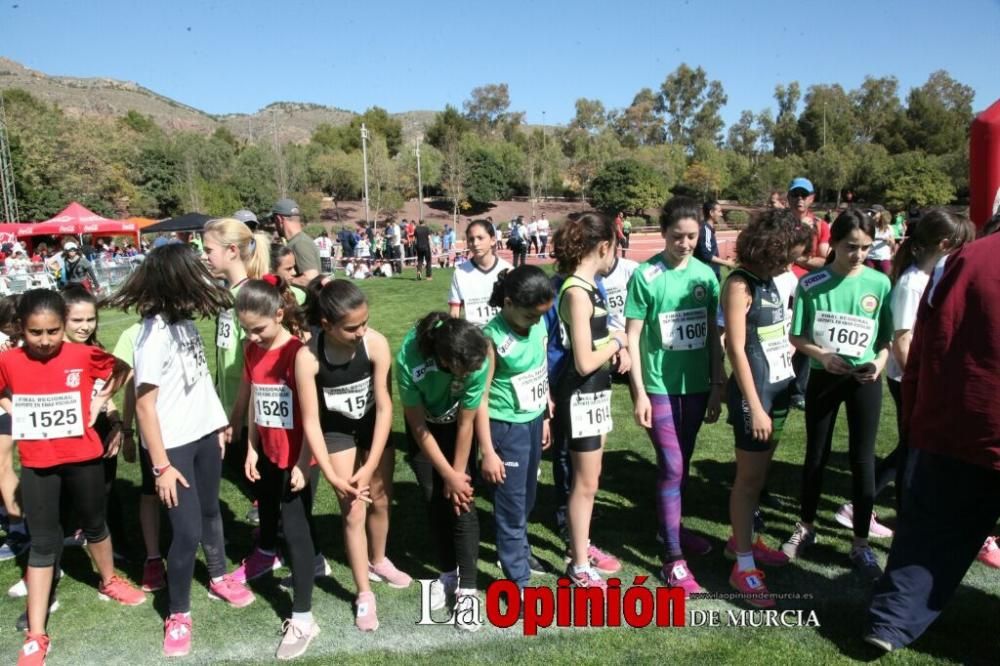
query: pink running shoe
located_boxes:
[587,543,621,575]
[565,564,607,590]
[208,575,255,608]
[724,536,790,568]
[728,564,775,609]
[680,526,713,555]
[978,536,1000,569]
[355,591,379,632]
[834,503,894,538]
[660,559,706,598]
[230,548,281,584]
[368,558,413,589]
[163,613,192,658]
[98,575,146,606]
[142,558,166,592]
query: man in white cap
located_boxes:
[271,198,321,287]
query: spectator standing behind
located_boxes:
[271,199,321,287]
[614,212,626,256]
[537,214,550,258]
[414,219,433,280]
[441,224,454,267]
[405,219,417,260]
[527,216,539,256]
[60,242,100,292]
[866,229,1000,653]
[768,191,786,209]
[508,217,527,267]
[314,231,334,274]
[865,207,896,275]
[695,200,736,280]
[621,216,632,256]
[787,178,830,277]
[337,226,357,264]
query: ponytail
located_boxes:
[488,265,555,309]
[203,218,272,279]
[890,208,975,284]
[415,312,487,377]
[236,275,307,339]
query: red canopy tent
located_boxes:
[16,202,139,239]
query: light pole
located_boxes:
[415,138,424,223]
[361,123,371,228]
[541,110,547,203]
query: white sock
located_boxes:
[292,611,313,625]
[736,551,756,572]
[211,576,224,584]
[573,563,590,574]
[457,587,477,597]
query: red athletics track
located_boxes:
[490,230,739,266]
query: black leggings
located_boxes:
[408,422,479,590]
[416,247,432,277]
[800,369,881,538]
[257,454,319,614]
[164,431,227,614]
[873,378,909,511]
[21,458,109,568]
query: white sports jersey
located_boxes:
[448,256,513,327]
[603,256,638,330]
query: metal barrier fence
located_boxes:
[0,259,139,295]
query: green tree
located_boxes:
[610,88,664,148]
[463,83,523,138]
[397,142,443,198]
[311,123,353,152]
[425,105,471,149]
[727,110,760,158]
[849,142,892,202]
[570,98,607,134]
[657,63,728,150]
[798,84,857,151]
[852,76,905,148]
[349,107,404,156]
[440,130,468,223]
[230,145,279,214]
[464,145,510,205]
[805,144,856,205]
[904,70,974,155]
[565,129,624,204]
[589,159,668,215]
[883,151,956,207]
[772,83,803,156]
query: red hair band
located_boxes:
[262,273,280,287]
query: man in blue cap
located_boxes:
[787,177,830,277]
[271,198,321,287]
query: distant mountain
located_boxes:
[0,57,436,144]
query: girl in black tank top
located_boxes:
[721,211,799,605]
[551,214,629,589]
[303,279,412,631]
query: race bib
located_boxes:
[13,392,84,440]
[216,311,236,350]
[606,287,626,316]
[659,308,708,350]
[178,334,210,386]
[510,365,548,413]
[814,311,875,359]
[254,383,294,429]
[758,321,794,384]
[322,378,374,420]
[569,390,612,439]
[464,296,498,326]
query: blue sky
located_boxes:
[2,0,998,128]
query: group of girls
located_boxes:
[3,216,411,665]
[0,200,985,664]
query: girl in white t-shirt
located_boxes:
[865,211,896,275]
[448,220,513,327]
[107,244,255,658]
[835,209,973,525]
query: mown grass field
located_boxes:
[0,268,995,665]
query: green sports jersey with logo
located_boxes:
[395,328,488,422]
[215,283,247,415]
[791,266,893,369]
[624,254,719,395]
[483,314,548,423]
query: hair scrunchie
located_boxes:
[262,273,280,287]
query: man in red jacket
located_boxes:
[866,231,1000,652]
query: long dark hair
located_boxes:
[890,208,974,283]
[62,285,102,347]
[17,289,65,324]
[488,265,555,309]
[415,312,487,378]
[825,209,877,265]
[306,278,367,327]
[105,244,232,323]
[0,294,20,344]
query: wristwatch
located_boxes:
[152,463,172,477]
